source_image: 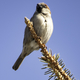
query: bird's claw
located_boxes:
[37,36,41,41]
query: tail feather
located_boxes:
[12,55,24,71]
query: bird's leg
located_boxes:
[37,36,47,49]
[37,36,42,41]
[32,35,41,40]
[34,36,42,42]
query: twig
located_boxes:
[24,17,71,80]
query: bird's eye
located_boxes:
[43,4,47,8]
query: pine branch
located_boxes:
[24,17,76,80]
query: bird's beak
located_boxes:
[37,3,42,9]
[36,3,42,13]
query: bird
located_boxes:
[12,2,53,70]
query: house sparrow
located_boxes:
[12,2,53,70]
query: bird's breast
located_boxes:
[33,14,53,44]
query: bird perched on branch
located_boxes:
[12,2,53,70]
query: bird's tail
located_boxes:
[12,54,24,71]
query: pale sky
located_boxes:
[0,0,80,80]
